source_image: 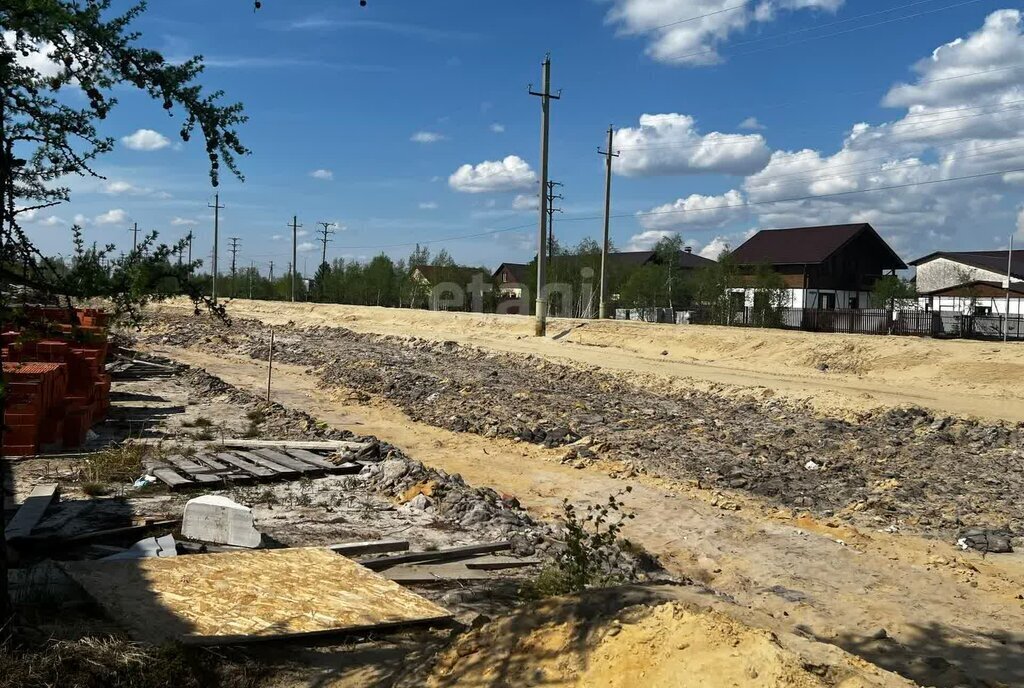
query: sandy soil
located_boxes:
[145,342,1024,688]
[153,299,1024,422]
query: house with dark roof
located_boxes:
[729,223,907,310]
[410,263,491,310]
[909,249,1023,315]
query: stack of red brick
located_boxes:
[2,307,111,456]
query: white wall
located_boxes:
[729,288,871,309]
[919,294,1024,315]
[916,257,1019,293]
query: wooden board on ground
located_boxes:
[383,563,493,584]
[251,448,324,476]
[361,542,513,570]
[214,452,277,480]
[328,539,410,556]
[284,447,344,471]
[152,468,193,490]
[160,456,222,486]
[234,450,299,477]
[59,547,451,645]
[5,483,58,541]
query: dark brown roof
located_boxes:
[412,264,489,284]
[492,262,529,283]
[908,250,1024,280]
[730,223,906,269]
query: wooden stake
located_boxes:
[267,328,275,403]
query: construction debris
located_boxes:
[101,534,177,560]
[59,547,451,644]
[327,539,410,556]
[181,495,262,548]
[360,541,513,571]
[147,446,360,489]
[5,482,58,541]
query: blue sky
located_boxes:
[17,0,1024,274]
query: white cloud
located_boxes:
[624,230,680,251]
[103,181,138,195]
[170,217,195,226]
[605,0,844,66]
[490,123,506,133]
[310,168,334,181]
[738,116,766,130]
[449,155,537,193]
[297,241,317,253]
[121,129,171,151]
[613,113,770,177]
[638,190,746,231]
[699,236,731,260]
[39,215,64,227]
[419,201,439,210]
[512,193,539,211]
[73,213,89,226]
[271,234,284,241]
[411,131,445,144]
[94,208,128,225]
[1,31,62,79]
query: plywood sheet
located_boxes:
[59,547,450,644]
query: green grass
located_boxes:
[80,445,144,485]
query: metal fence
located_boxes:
[679,306,1024,341]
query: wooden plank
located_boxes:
[152,468,194,491]
[218,438,374,453]
[251,449,324,476]
[214,452,277,480]
[233,451,299,477]
[59,547,451,644]
[327,540,410,557]
[360,542,513,571]
[193,455,256,485]
[18,519,182,547]
[384,563,491,584]
[465,556,542,571]
[284,448,344,471]
[194,454,228,471]
[161,456,222,486]
[5,483,59,541]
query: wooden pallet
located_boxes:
[148,448,360,490]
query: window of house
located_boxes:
[848,295,859,309]
[975,305,992,316]
[820,293,836,310]
[730,291,745,310]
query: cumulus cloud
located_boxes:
[1,31,62,79]
[449,155,537,193]
[638,190,746,231]
[699,236,731,259]
[613,114,770,177]
[94,208,128,225]
[271,234,284,241]
[411,131,445,144]
[121,129,171,151]
[310,169,334,180]
[490,123,506,133]
[297,241,317,253]
[624,230,681,251]
[738,116,766,130]
[419,201,439,210]
[170,217,195,226]
[604,0,844,66]
[512,193,539,210]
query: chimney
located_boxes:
[684,246,692,253]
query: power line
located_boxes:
[332,163,1024,251]
[665,0,989,63]
[612,100,1024,152]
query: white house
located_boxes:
[910,250,1024,315]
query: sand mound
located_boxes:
[421,597,913,688]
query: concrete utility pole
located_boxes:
[316,221,336,268]
[130,222,139,254]
[209,193,224,302]
[1005,234,1015,342]
[290,215,301,302]
[598,125,619,320]
[269,260,274,282]
[249,260,254,299]
[529,53,560,337]
[186,231,193,274]
[228,236,240,298]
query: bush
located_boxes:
[523,488,637,599]
[80,445,144,484]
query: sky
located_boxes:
[14,0,1024,275]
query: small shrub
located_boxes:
[522,487,637,599]
[255,489,278,505]
[192,428,215,441]
[181,417,213,429]
[244,409,265,423]
[240,423,260,439]
[81,482,110,497]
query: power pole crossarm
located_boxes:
[598,125,619,320]
[529,54,561,337]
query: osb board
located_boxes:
[59,547,450,645]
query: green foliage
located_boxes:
[522,488,637,599]
[869,275,918,308]
[688,249,739,323]
[749,263,790,326]
[80,444,144,484]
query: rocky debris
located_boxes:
[141,314,1024,541]
[957,528,1014,554]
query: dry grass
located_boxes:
[0,637,262,688]
[79,445,145,485]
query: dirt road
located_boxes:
[153,300,1024,423]
[145,340,1024,688]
